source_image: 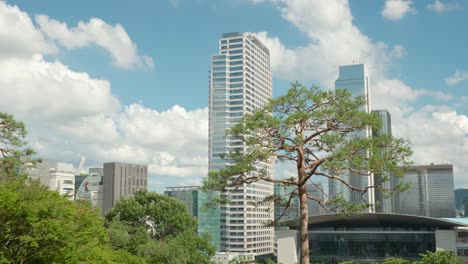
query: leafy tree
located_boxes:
[202,83,412,264]
[0,178,143,263]
[0,112,34,180]
[105,191,215,264]
[382,258,411,264]
[415,250,463,264]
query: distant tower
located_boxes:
[102,162,148,214]
[165,186,221,251]
[329,64,374,211]
[208,32,274,256]
[397,164,455,218]
[372,110,393,213]
[307,182,325,216]
[274,183,300,222]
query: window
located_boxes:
[230,72,242,77]
[221,40,227,44]
[229,49,242,54]
[230,66,242,71]
[230,100,243,105]
[213,72,226,77]
[230,95,243,99]
[229,84,243,88]
[230,107,243,111]
[229,38,242,43]
[230,55,242,60]
[213,66,225,71]
[221,45,227,50]
[230,112,243,117]
[63,180,73,185]
[213,78,226,82]
[230,78,242,82]
[229,44,243,49]
[213,61,226,65]
[230,61,242,65]
[230,88,243,93]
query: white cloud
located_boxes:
[0,2,206,187]
[445,70,468,86]
[0,2,57,59]
[381,0,417,21]
[248,0,468,188]
[0,55,120,121]
[427,0,461,13]
[390,45,407,59]
[392,107,468,187]
[248,0,399,89]
[35,15,153,70]
[24,104,209,180]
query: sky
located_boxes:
[1,0,468,193]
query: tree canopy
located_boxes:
[0,178,145,264]
[0,112,35,180]
[202,83,413,264]
[0,113,145,264]
[105,191,215,264]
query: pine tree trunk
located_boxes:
[298,182,309,264]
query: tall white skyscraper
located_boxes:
[329,64,375,211]
[209,32,274,257]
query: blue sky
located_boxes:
[2,0,468,192]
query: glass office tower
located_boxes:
[398,164,455,217]
[274,183,300,222]
[329,64,375,211]
[372,110,393,213]
[209,32,274,256]
[165,186,221,251]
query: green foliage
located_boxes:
[382,258,411,264]
[106,191,215,264]
[202,83,413,264]
[203,83,412,213]
[0,112,35,180]
[0,178,142,264]
[415,250,463,264]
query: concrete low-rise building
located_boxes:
[102,162,148,214]
[280,213,468,263]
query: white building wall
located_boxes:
[435,230,457,253]
[209,32,274,256]
[275,230,298,264]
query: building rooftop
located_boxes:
[282,213,468,229]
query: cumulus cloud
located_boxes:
[381,0,417,21]
[0,2,206,190]
[392,107,468,187]
[390,45,407,59]
[0,55,120,121]
[248,0,399,89]
[445,69,468,86]
[28,104,209,180]
[0,2,57,59]
[35,15,154,70]
[248,0,468,187]
[427,0,461,13]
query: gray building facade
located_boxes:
[165,186,221,251]
[329,64,374,211]
[208,32,274,256]
[398,164,455,218]
[372,109,394,213]
[307,182,324,216]
[274,183,300,222]
[102,162,148,214]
